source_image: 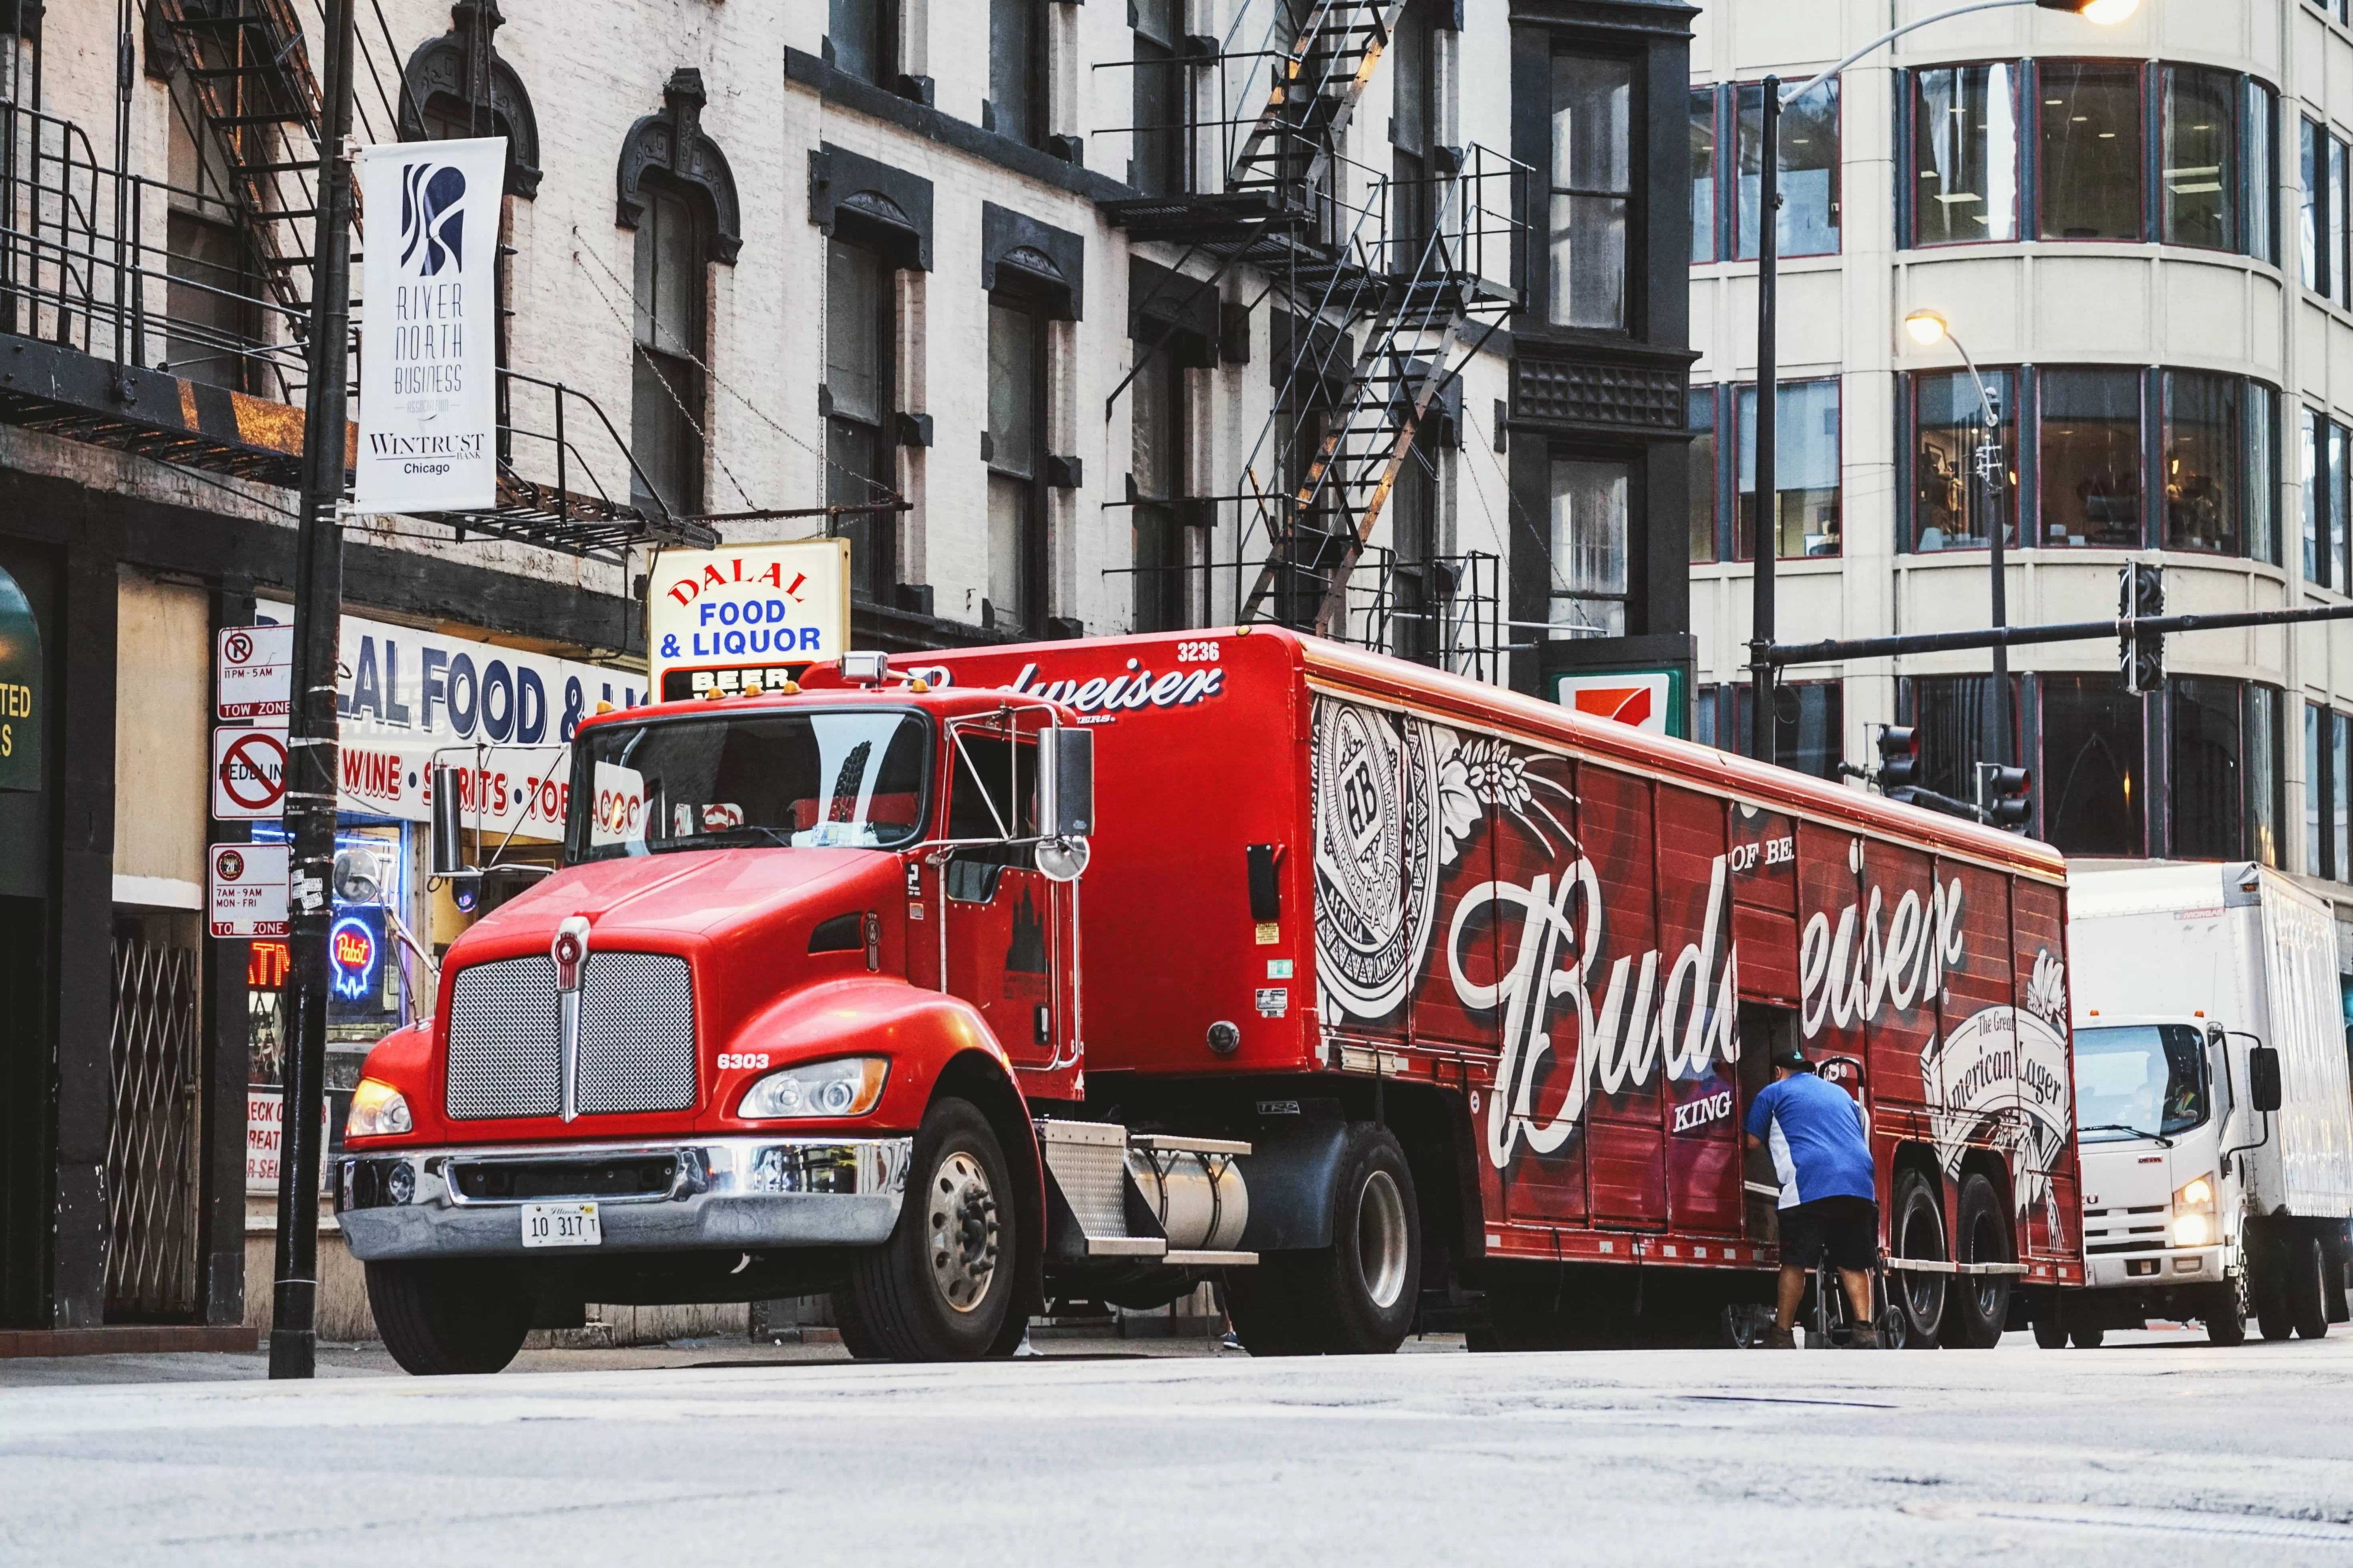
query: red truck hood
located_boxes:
[453,846,892,953]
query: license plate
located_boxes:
[521,1201,601,1249]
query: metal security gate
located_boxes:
[106,939,203,1320]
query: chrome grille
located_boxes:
[578,952,696,1114]
[445,951,697,1120]
[446,957,562,1120]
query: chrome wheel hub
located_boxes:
[926,1149,999,1314]
[1357,1169,1410,1311]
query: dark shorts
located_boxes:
[1780,1195,1878,1272]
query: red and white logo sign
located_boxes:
[1555,673,1673,736]
[209,841,289,937]
[216,623,293,721]
[212,726,289,819]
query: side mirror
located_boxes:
[1038,728,1094,839]
[430,763,468,878]
[2248,1044,2283,1115]
[331,848,381,905]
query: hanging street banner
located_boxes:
[0,562,38,791]
[646,539,853,702]
[354,135,506,514]
[216,623,293,720]
[209,842,290,938]
[242,605,646,838]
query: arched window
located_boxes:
[616,69,742,519]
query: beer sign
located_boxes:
[646,540,851,703]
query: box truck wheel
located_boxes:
[366,1259,534,1376]
[2031,1313,2069,1350]
[835,1097,1016,1361]
[2068,1324,2104,1348]
[1229,1123,1421,1356]
[1941,1173,2012,1349]
[2205,1272,2250,1347]
[1888,1168,1948,1347]
[2288,1233,2331,1340]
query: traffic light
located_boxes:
[1875,726,1919,796]
[1982,765,2033,832]
[2119,561,2165,695]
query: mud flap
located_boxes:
[1234,1120,1352,1253]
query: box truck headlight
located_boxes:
[739,1058,888,1120]
[2174,1176,2215,1212]
[346,1078,413,1138]
[2171,1212,2213,1247]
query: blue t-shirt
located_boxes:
[1744,1073,1875,1208]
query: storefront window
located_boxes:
[1736,378,1840,558]
[1911,369,2014,550]
[2163,371,2241,554]
[1909,63,2018,246]
[2038,61,2142,242]
[1689,387,1717,562]
[2039,368,2142,548]
[2170,676,2245,859]
[1550,458,1630,636]
[2161,66,2238,251]
[1738,80,1840,259]
[2043,675,2142,856]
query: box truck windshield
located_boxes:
[2073,1024,2210,1144]
[567,708,932,860]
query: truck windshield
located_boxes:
[2073,1024,2210,1141]
[567,709,930,862]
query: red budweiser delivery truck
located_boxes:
[336,628,2083,1369]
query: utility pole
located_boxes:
[1747,77,1779,767]
[1981,388,2009,768]
[269,0,359,1381]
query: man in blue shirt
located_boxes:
[1744,1047,1880,1348]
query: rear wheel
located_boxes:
[835,1098,1017,1361]
[1231,1123,1421,1356]
[2206,1273,2250,1347]
[1941,1173,2012,1349]
[367,1259,534,1376]
[2031,1314,2069,1350]
[2254,1233,2296,1341]
[1888,1168,1948,1348]
[2288,1233,2331,1340]
[2069,1324,2105,1349]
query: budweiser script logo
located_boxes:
[1798,857,1971,1041]
[917,658,1227,716]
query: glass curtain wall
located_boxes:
[1912,369,2015,550]
[1910,63,2018,246]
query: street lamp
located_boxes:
[1901,309,2013,773]
[1745,0,2139,765]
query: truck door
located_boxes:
[939,724,1061,1069]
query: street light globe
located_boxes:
[1903,310,1949,347]
[2080,0,2139,23]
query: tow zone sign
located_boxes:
[209,842,289,938]
[212,726,289,820]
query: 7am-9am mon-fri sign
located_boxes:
[646,540,852,702]
[354,135,505,514]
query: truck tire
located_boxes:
[835,1097,1016,1361]
[2288,1233,2331,1340]
[2031,1313,2069,1350]
[2068,1324,2105,1348]
[1941,1173,2012,1349]
[2253,1233,2295,1341]
[2206,1273,2250,1347]
[1231,1123,1421,1356]
[1888,1167,1948,1348]
[367,1259,534,1376]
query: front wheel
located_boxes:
[367,1258,534,1376]
[2206,1274,2250,1347]
[835,1097,1017,1361]
[1230,1123,1421,1356]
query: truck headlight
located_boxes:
[2173,1176,2214,1212]
[739,1058,888,1120]
[346,1078,412,1138]
[2171,1212,2212,1248]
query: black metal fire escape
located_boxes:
[1104,0,1525,670]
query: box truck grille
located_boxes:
[446,953,697,1120]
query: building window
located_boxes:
[1690,88,1719,263]
[2160,66,2238,252]
[1737,80,1840,258]
[2246,81,2278,266]
[1130,347,1191,633]
[1688,387,1718,563]
[2247,383,2281,567]
[2162,370,2240,555]
[1132,0,1187,197]
[2171,676,2246,859]
[2309,705,2351,880]
[2303,119,2325,296]
[986,295,1047,635]
[2333,132,2350,308]
[1907,675,2024,807]
[2306,702,2324,877]
[1907,62,2018,246]
[826,238,896,601]
[2247,683,2285,871]
[1390,0,1443,270]
[1736,378,1840,558]
[829,0,897,87]
[1549,457,1629,636]
[1549,54,1633,329]
[1389,427,1444,664]
[2335,708,2349,879]
[2038,368,2141,548]
[2038,60,2142,242]
[1731,681,1844,781]
[1910,369,2015,551]
[630,182,708,517]
[989,0,1046,147]
[2042,675,2143,856]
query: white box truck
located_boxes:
[2048,862,2353,1346]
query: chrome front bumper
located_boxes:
[335,1136,912,1262]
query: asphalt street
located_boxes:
[4,1327,2351,1566]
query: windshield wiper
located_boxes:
[695,824,796,848]
[2079,1122,2174,1148]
